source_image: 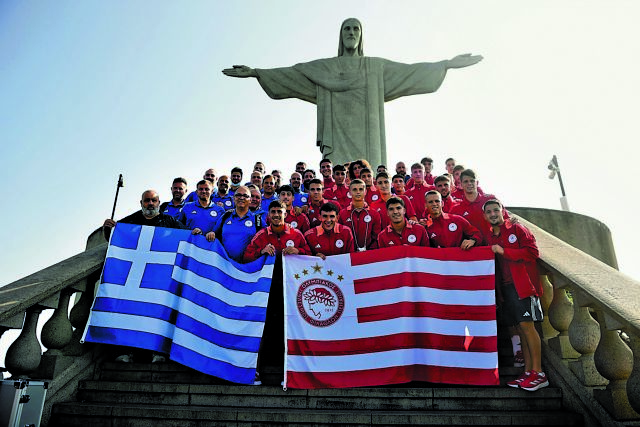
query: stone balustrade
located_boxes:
[518,216,640,422]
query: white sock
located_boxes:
[511,335,521,355]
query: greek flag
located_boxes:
[82,223,274,384]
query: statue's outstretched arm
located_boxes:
[446,54,483,69]
[222,65,258,78]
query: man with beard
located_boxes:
[377,196,429,248]
[212,175,234,210]
[305,179,330,228]
[179,180,225,242]
[305,202,354,259]
[424,190,479,249]
[433,175,459,213]
[323,164,350,208]
[319,158,335,188]
[160,178,188,219]
[102,189,186,363]
[103,189,186,239]
[213,186,262,263]
[483,199,547,391]
[395,161,410,182]
[295,161,307,175]
[229,167,244,195]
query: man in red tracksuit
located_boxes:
[323,164,350,209]
[338,179,382,252]
[483,199,548,392]
[425,190,480,249]
[377,197,429,248]
[304,202,355,258]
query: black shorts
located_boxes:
[499,284,543,326]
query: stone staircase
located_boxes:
[49,348,583,426]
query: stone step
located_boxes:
[77,381,564,412]
[51,402,583,426]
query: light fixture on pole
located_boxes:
[548,155,569,211]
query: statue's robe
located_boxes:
[255,56,447,166]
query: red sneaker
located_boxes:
[507,371,530,388]
[519,370,549,391]
[513,350,525,367]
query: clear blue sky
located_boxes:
[1,0,639,285]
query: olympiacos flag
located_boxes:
[283,246,498,389]
[82,223,274,385]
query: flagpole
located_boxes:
[110,174,124,220]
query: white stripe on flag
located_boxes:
[172,266,270,306]
[177,241,274,281]
[286,317,496,340]
[351,258,495,278]
[88,312,258,369]
[94,284,267,338]
[352,288,495,308]
[287,348,498,372]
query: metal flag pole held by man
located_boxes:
[110,174,124,220]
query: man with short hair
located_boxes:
[179,180,225,242]
[450,169,505,240]
[289,172,308,208]
[445,157,456,175]
[254,162,266,174]
[185,168,217,203]
[451,164,466,199]
[212,175,234,210]
[395,161,410,182]
[434,175,459,213]
[405,163,434,221]
[229,167,244,195]
[160,178,188,219]
[338,179,381,251]
[295,161,307,174]
[424,190,479,249]
[271,169,282,188]
[371,172,416,228]
[277,185,310,233]
[304,202,355,259]
[484,199,547,391]
[377,196,429,248]
[376,164,387,175]
[250,170,264,190]
[421,157,435,185]
[248,185,268,225]
[244,201,311,262]
[360,168,380,205]
[323,164,350,208]
[213,186,262,262]
[319,158,335,188]
[260,174,278,211]
[305,179,329,228]
[302,169,316,192]
[392,173,407,196]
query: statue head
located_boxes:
[338,18,363,57]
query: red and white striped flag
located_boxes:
[283,246,498,389]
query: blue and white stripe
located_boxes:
[82,223,274,384]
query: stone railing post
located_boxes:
[539,274,558,342]
[546,276,580,360]
[567,291,607,386]
[593,312,638,420]
[625,333,640,415]
[5,307,43,378]
[64,271,100,356]
[41,288,74,353]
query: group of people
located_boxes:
[102,156,548,392]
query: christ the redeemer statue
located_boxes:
[222,18,482,167]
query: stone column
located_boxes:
[539,274,558,342]
[546,276,580,359]
[625,333,640,416]
[567,292,607,386]
[5,308,43,379]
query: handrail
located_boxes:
[0,243,107,323]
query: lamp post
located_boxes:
[548,155,569,211]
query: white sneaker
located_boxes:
[151,353,166,363]
[115,354,133,363]
[253,372,261,386]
